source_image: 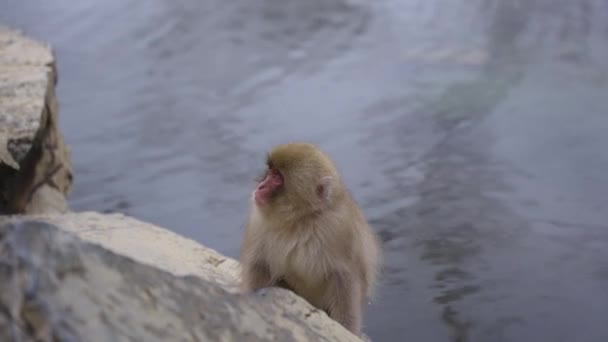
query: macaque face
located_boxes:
[254,164,283,206]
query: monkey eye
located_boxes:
[269,167,283,182]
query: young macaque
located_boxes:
[240,142,381,336]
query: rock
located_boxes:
[0,214,362,341]
[0,25,72,215]
[34,211,242,291]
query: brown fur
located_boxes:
[240,142,381,336]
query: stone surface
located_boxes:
[37,211,242,291]
[0,214,362,341]
[0,25,72,214]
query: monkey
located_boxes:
[240,142,381,336]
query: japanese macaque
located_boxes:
[240,142,381,336]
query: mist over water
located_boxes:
[2,0,608,340]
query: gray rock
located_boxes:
[0,25,72,214]
[0,219,361,342]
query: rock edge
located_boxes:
[0,25,72,215]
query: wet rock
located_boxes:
[0,214,361,341]
[0,25,72,215]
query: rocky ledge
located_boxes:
[0,26,361,341]
[0,25,72,215]
[0,213,360,341]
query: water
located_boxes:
[2,0,608,341]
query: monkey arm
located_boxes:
[323,270,363,336]
[241,260,274,291]
[275,278,295,292]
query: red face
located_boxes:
[254,166,283,206]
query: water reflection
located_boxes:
[2,0,608,341]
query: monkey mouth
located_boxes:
[253,187,274,206]
[254,170,283,206]
[254,191,268,206]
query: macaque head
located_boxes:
[253,143,340,212]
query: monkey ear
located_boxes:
[317,176,334,201]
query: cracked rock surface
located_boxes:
[0,215,361,342]
[0,25,72,215]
